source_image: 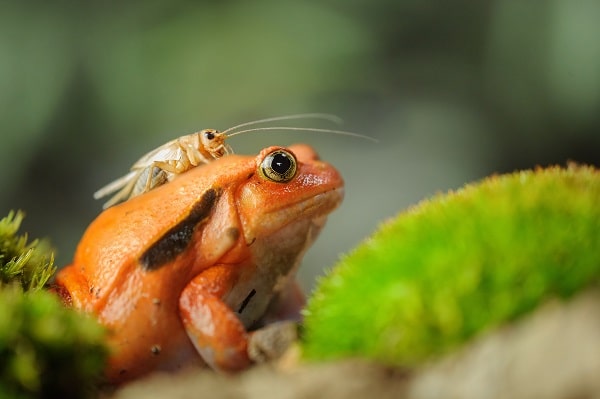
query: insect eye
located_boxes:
[204,130,216,140]
[259,149,297,183]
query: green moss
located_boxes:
[0,211,108,398]
[0,211,55,291]
[302,164,600,366]
[0,285,108,399]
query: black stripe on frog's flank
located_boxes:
[139,188,220,271]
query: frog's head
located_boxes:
[237,144,344,244]
[221,144,344,295]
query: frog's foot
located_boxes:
[248,321,299,364]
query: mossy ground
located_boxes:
[302,164,600,366]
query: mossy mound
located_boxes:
[302,164,600,366]
[0,211,108,398]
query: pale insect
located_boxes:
[94,113,375,209]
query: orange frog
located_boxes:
[54,144,343,383]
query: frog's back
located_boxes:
[55,154,253,309]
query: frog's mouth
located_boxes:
[285,186,343,219]
[243,187,344,241]
[285,187,344,221]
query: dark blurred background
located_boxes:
[1,1,599,291]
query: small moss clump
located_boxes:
[302,164,600,367]
[0,211,108,399]
[0,211,55,291]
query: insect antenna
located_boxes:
[221,113,343,135]
[225,126,378,142]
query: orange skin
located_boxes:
[54,144,344,383]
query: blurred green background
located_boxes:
[1,1,599,291]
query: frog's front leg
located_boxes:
[179,265,251,372]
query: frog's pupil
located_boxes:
[271,153,291,174]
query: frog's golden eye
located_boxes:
[259,149,297,183]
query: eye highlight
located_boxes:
[259,149,297,183]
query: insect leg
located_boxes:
[152,160,189,175]
[100,171,144,208]
[131,165,169,196]
[94,170,139,200]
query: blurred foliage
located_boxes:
[0,0,599,283]
[302,164,600,365]
[0,285,108,399]
[0,211,107,398]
